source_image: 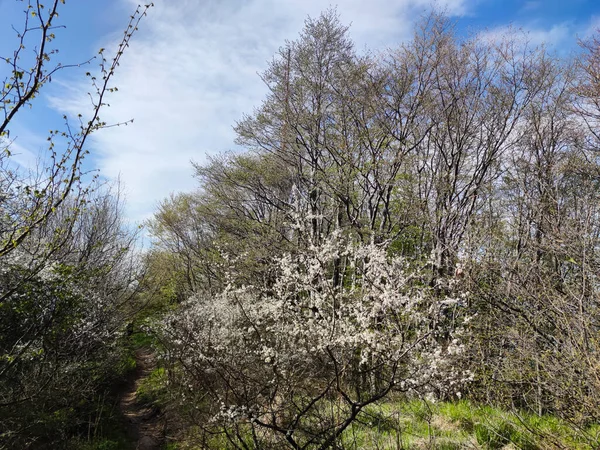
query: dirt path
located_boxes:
[119,348,166,450]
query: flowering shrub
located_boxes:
[160,232,471,448]
[0,189,141,447]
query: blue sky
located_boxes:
[1,0,599,224]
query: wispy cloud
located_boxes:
[53,0,471,223]
[2,122,53,174]
[479,22,573,51]
[520,1,541,13]
[5,141,38,171]
[582,15,600,39]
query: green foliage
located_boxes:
[131,329,159,350]
[0,0,152,446]
[66,416,131,450]
[136,367,168,406]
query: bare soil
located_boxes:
[119,348,166,450]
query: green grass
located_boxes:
[65,406,132,450]
[335,398,600,449]
[136,367,168,406]
[160,394,600,449]
[131,329,160,349]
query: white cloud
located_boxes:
[479,22,573,50]
[53,0,472,224]
[2,123,53,175]
[526,23,573,48]
[5,141,38,171]
[582,15,600,39]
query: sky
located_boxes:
[0,0,599,226]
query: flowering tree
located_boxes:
[159,225,471,448]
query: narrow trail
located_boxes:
[119,348,166,450]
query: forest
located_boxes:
[2,1,600,449]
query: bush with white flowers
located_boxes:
[160,231,471,448]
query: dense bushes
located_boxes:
[0,188,142,448]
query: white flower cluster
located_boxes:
[161,232,473,428]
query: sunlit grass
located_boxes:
[338,398,600,449]
[161,395,600,449]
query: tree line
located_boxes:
[147,10,600,449]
